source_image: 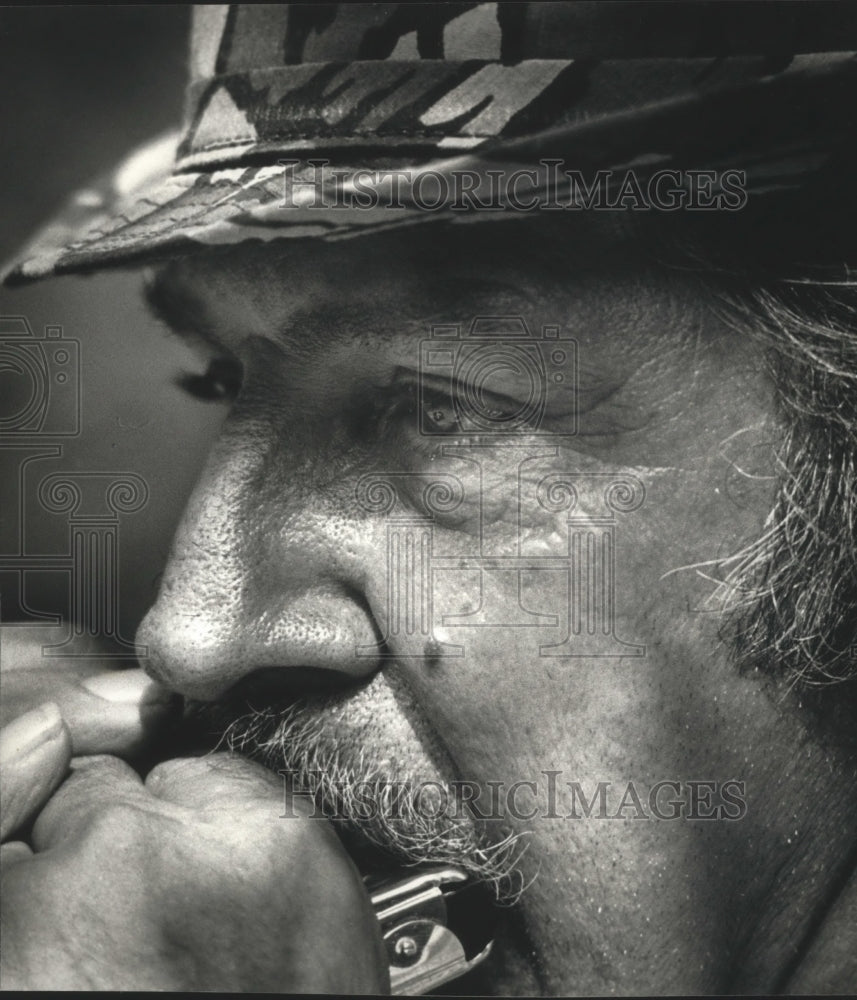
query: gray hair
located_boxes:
[655,191,857,718]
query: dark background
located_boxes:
[0,5,190,264]
[0,6,228,646]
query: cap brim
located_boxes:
[4,51,855,286]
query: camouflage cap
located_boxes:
[5,1,856,284]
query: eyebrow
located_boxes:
[142,272,228,354]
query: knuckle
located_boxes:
[145,755,205,790]
[66,755,139,789]
[70,753,133,773]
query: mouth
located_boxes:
[182,667,520,870]
[175,669,536,993]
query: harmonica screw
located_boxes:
[394,935,420,958]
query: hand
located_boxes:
[0,625,178,757]
[1,753,389,991]
[0,625,178,843]
[0,628,389,992]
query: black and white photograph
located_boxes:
[1,2,855,994]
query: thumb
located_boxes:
[0,703,71,841]
[1,667,180,757]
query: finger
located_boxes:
[0,703,71,842]
[145,752,288,810]
[73,669,181,755]
[0,841,33,869]
[0,625,111,672]
[1,666,179,758]
[0,703,71,840]
[31,754,145,852]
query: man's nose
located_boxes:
[136,406,380,701]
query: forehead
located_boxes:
[148,216,705,361]
[145,217,769,477]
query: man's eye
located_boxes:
[422,392,459,433]
[361,378,534,448]
[176,358,243,402]
[418,383,528,436]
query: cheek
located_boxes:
[383,453,777,782]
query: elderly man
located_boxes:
[1,3,855,994]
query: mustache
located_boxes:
[183,687,528,901]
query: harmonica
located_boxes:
[367,866,495,995]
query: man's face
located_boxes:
[138,218,786,993]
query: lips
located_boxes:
[179,670,520,884]
[177,675,541,993]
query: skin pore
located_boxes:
[137,217,857,995]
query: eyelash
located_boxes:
[175,365,539,452]
[372,380,538,455]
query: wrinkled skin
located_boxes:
[3,218,856,993]
[2,753,388,992]
[0,636,388,993]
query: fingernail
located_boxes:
[0,702,64,764]
[82,669,174,706]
